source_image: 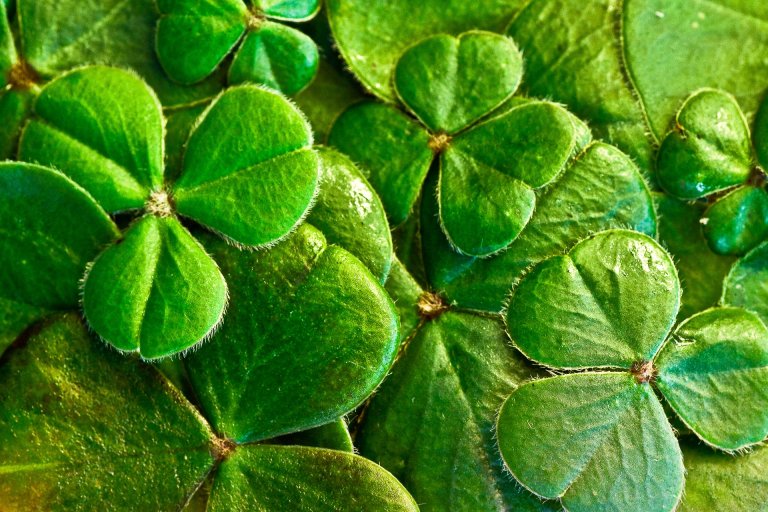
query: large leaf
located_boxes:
[82,215,227,360]
[208,445,418,511]
[438,101,579,256]
[229,22,319,95]
[326,0,525,101]
[155,0,247,85]
[0,163,118,348]
[357,308,553,512]
[655,307,768,451]
[19,66,164,212]
[328,101,433,225]
[623,0,768,139]
[680,441,768,510]
[0,314,216,510]
[184,224,399,443]
[497,372,684,512]
[17,0,222,107]
[173,85,319,247]
[703,185,768,256]
[506,0,653,170]
[655,194,736,319]
[422,142,657,312]
[506,229,679,369]
[723,240,768,325]
[307,147,393,283]
[393,31,522,134]
[657,89,753,200]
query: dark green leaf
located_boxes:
[0,162,118,313]
[723,240,768,325]
[657,89,752,200]
[506,229,679,368]
[497,373,684,512]
[393,31,522,134]
[184,224,398,442]
[164,104,207,182]
[358,309,551,512]
[208,445,417,511]
[0,89,33,160]
[383,258,423,340]
[173,85,319,247]
[0,314,215,510]
[155,0,247,85]
[0,0,15,86]
[703,185,768,255]
[274,419,353,453]
[19,66,164,212]
[655,194,736,318]
[229,22,319,95]
[328,101,433,225]
[423,142,657,312]
[656,307,768,451]
[307,147,393,283]
[83,215,228,360]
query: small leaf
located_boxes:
[506,229,679,368]
[656,307,768,451]
[19,66,165,212]
[307,147,393,283]
[275,419,354,453]
[0,0,16,87]
[173,85,319,247]
[723,240,768,326]
[655,193,736,319]
[0,162,118,311]
[657,89,752,200]
[155,0,247,84]
[254,0,320,21]
[83,215,227,360]
[0,89,33,159]
[703,185,768,256]
[208,445,418,511]
[328,101,433,225]
[439,101,579,256]
[497,372,684,512]
[184,224,398,442]
[423,142,656,311]
[229,22,319,95]
[680,441,768,511]
[0,314,216,510]
[394,31,522,134]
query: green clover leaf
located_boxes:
[0,309,417,510]
[17,65,320,358]
[657,89,768,255]
[722,240,768,326]
[331,31,587,257]
[497,230,768,511]
[0,163,119,353]
[156,0,320,95]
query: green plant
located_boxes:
[155,0,320,95]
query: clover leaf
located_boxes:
[722,240,768,326]
[331,31,589,257]
[17,65,320,358]
[156,0,320,95]
[0,309,417,510]
[497,229,768,511]
[657,89,768,255]
[0,163,119,353]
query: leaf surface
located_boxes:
[723,240,768,325]
[184,225,398,443]
[0,314,215,510]
[174,85,318,247]
[253,0,319,20]
[497,372,684,512]
[703,185,768,256]
[656,307,768,450]
[208,445,417,511]
[394,31,522,134]
[83,215,227,360]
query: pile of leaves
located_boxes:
[2,0,768,510]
